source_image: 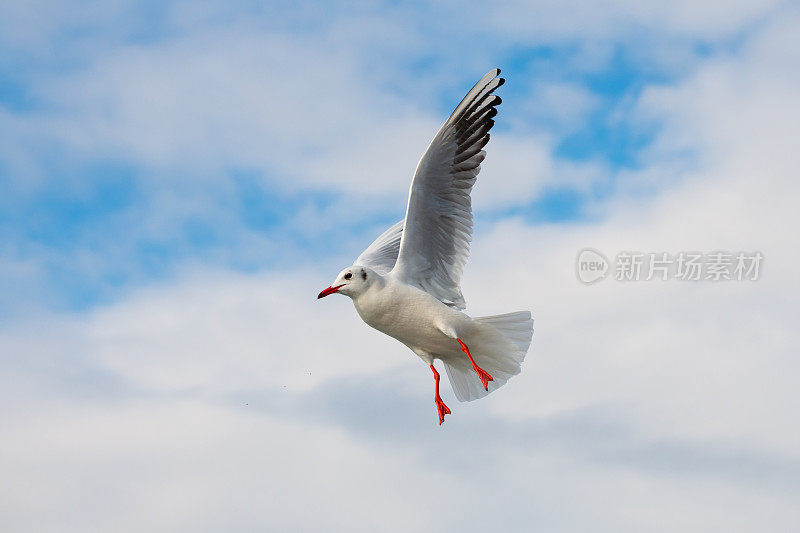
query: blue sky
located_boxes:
[0,2,690,315]
[2,2,800,532]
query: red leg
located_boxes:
[457,338,493,391]
[430,364,451,425]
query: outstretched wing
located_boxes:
[391,69,504,310]
[355,220,404,274]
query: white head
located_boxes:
[317,265,379,300]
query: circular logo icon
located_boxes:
[576,248,609,284]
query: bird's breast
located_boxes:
[353,285,453,351]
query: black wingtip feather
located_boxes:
[497,77,505,87]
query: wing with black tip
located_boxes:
[391,69,504,309]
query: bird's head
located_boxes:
[317,265,377,300]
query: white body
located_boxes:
[331,265,532,402]
[353,272,469,360]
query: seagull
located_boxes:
[317,69,533,425]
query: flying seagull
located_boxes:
[317,69,533,424]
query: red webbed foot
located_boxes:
[435,395,451,425]
[457,338,493,391]
[430,364,451,425]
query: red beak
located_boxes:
[317,284,344,299]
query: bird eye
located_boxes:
[344,272,352,280]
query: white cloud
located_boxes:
[488,0,783,41]
[2,255,799,532]
[0,397,470,533]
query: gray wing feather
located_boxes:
[355,220,404,274]
[392,69,504,309]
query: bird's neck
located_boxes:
[353,271,387,304]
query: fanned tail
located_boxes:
[443,311,533,402]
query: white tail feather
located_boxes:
[443,311,533,402]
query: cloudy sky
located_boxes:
[2,1,799,531]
